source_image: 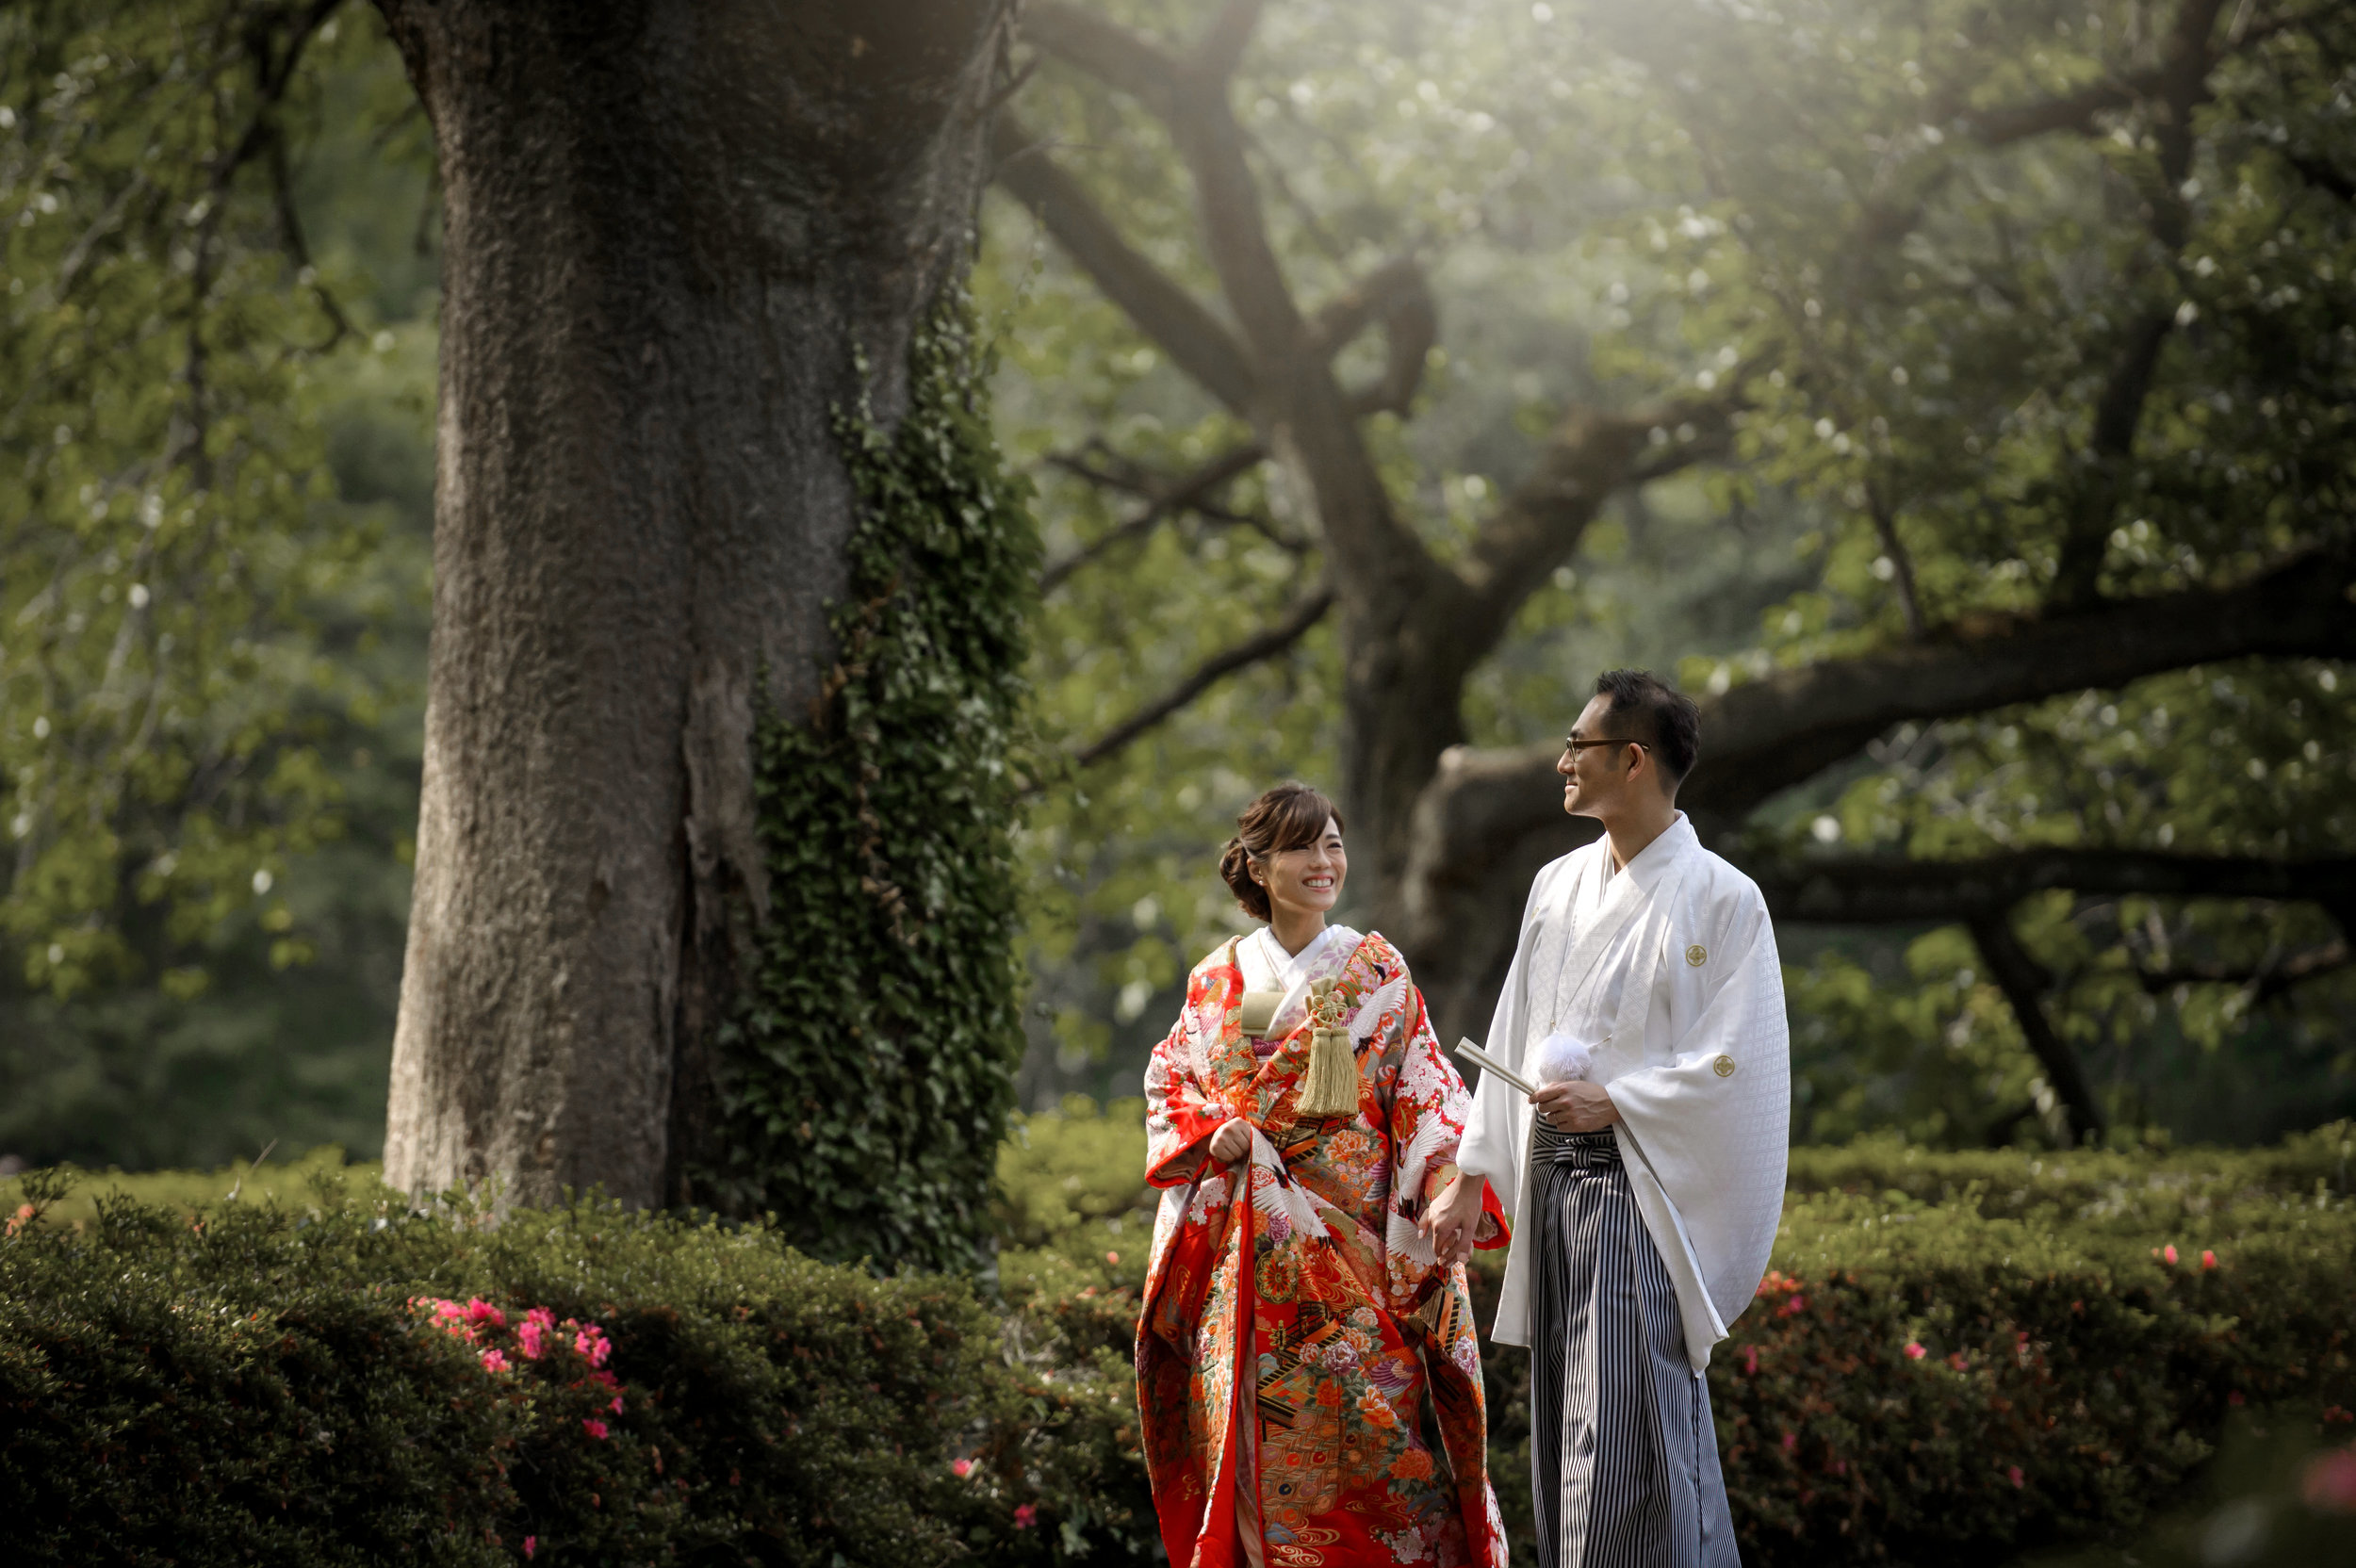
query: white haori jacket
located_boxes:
[1456,813,1790,1371]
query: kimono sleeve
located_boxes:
[1455,863,1551,1218]
[1388,982,1509,1249]
[1606,879,1792,1328]
[1142,1014,1227,1188]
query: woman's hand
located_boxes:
[1419,1173,1487,1266]
[1207,1118,1254,1164]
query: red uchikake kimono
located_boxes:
[1137,929,1512,1568]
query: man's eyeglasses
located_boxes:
[1562,735,1643,758]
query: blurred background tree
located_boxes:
[2,0,2350,1171]
[991,0,2356,1147]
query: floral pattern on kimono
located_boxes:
[1137,929,1512,1568]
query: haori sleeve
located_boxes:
[1387,978,1509,1249]
[1142,1010,1227,1188]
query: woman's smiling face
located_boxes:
[1254,816,1346,919]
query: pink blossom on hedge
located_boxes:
[2302,1446,2356,1513]
[1777,1294,1807,1316]
[1780,1432,1797,1453]
[481,1349,509,1374]
[1741,1345,1759,1376]
[517,1320,545,1360]
[582,1418,610,1440]
[2007,1465,2025,1489]
[1013,1503,1039,1529]
[2163,1244,2179,1266]
[465,1298,506,1328]
[433,1299,463,1320]
[610,1396,625,1413]
[1904,1342,1926,1360]
[2202,1250,2217,1269]
[576,1328,612,1366]
[952,1459,975,1478]
[523,1536,536,1560]
[526,1306,555,1329]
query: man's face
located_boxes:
[1556,694,1640,820]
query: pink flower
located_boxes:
[1777,1294,1807,1316]
[952,1459,975,1478]
[1904,1342,1926,1360]
[434,1299,464,1320]
[1947,1351,1970,1373]
[523,1537,536,1560]
[575,1328,611,1367]
[526,1306,556,1329]
[517,1321,545,1360]
[465,1298,506,1328]
[481,1349,510,1374]
[591,1370,619,1390]
[610,1396,624,1413]
[1105,1250,1121,1266]
[1013,1503,1039,1529]
[2007,1465,2025,1489]
[2163,1244,2179,1266]
[1780,1432,1797,1453]
[582,1418,609,1440]
[2201,1250,2217,1270]
[2302,1446,2356,1513]
[1741,1345,1759,1376]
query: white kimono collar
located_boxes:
[1601,811,1697,890]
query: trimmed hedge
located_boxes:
[0,1172,1139,1566]
[4,1119,2353,1565]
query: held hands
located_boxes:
[1206,1118,1254,1164]
[1419,1173,1487,1267]
[1531,1079,1619,1133]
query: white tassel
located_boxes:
[1532,1031,1602,1086]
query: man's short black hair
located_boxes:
[1592,668,1700,788]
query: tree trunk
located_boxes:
[377,0,1011,1207]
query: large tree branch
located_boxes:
[1748,848,2356,927]
[1037,440,1278,590]
[992,112,1257,413]
[1403,547,2356,926]
[1065,585,1336,772]
[1968,912,2105,1144]
[2138,939,2351,1003]
[1459,393,1740,632]
[1026,0,1303,356]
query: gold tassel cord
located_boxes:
[1297,977,1362,1118]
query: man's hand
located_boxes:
[1207,1118,1254,1164]
[1419,1172,1488,1266]
[1530,1080,1619,1133]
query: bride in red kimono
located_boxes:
[1138,782,1512,1568]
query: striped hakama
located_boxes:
[1529,1125,1738,1568]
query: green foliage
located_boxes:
[6,1116,2354,1565]
[0,2,434,1168]
[710,300,1039,1274]
[0,1172,1107,1567]
[0,1,403,993]
[986,0,2356,1134]
[995,1101,2356,1566]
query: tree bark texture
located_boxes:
[377,0,1012,1207]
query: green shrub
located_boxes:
[0,1169,1127,1566]
[995,1102,2356,1567]
[5,1117,2351,1566]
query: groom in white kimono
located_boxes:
[1422,669,1790,1568]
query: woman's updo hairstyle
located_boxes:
[1219,782,1343,922]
